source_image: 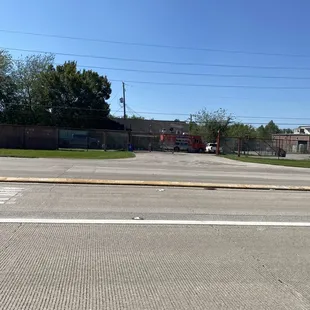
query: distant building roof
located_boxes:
[113,118,189,133]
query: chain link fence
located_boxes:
[221,137,287,157]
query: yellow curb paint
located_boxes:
[0,177,309,191]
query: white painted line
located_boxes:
[0,198,10,201]
[1,218,310,227]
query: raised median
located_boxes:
[0,176,310,191]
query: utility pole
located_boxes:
[122,81,126,131]
[189,114,193,134]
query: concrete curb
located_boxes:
[0,176,310,191]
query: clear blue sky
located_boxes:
[1,0,310,127]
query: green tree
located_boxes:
[265,120,280,135]
[0,50,13,75]
[256,120,281,139]
[226,123,256,138]
[191,108,233,142]
[256,125,267,139]
[38,61,111,128]
[1,53,55,125]
[128,114,145,120]
[0,50,18,122]
[280,128,293,134]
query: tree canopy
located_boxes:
[0,51,113,129]
[190,108,293,141]
[37,61,111,128]
[190,108,233,142]
[256,120,281,139]
[128,114,145,120]
[226,123,257,138]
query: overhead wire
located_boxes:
[2,101,310,121]
[3,46,310,71]
[2,102,310,123]
[70,63,310,81]
[109,79,310,90]
[1,28,310,58]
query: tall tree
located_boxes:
[226,123,256,138]
[128,114,145,120]
[191,108,233,142]
[0,50,13,75]
[0,50,17,122]
[280,128,293,134]
[1,53,55,125]
[38,61,111,128]
[256,120,281,139]
[265,120,280,135]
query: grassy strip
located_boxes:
[0,149,135,159]
[223,154,310,168]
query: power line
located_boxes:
[110,79,310,90]
[3,46,310,71]
[0,103,308,125]
[126,104,143,118]
[108,88,122,103]
[71,63,310,81]
[122,111,310,121]
[193,121,302,126]
[3,102,310,121]
[1,29,310,58]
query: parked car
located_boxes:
[206,143,223,153]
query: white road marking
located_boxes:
[0,187,24,205]
[1,218,310,227]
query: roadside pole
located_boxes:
[122,81,126,131]
[216,130,220,155]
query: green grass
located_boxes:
[223,154,310,168]
[0,149,135,159]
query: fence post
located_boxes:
[216,130,220,155]
[238,138,241,157]
[87,132,89,152]
[103,132,107,151]
[23,127,26,149]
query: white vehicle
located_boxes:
[206,143,223,153]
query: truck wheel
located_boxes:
[174,146,180,152]
[199,148,204,153]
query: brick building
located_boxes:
[273,126,310,153]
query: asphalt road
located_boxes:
[1,183,310,309]
[0,152,309,186]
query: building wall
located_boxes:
[293,127,310,135]
[272,134,310,153]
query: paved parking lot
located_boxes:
[0,152,309,185]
